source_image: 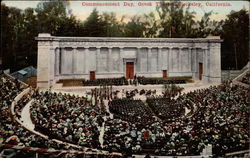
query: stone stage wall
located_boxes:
[36,33,222,88]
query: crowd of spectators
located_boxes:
[103,83,249,156]
[14,92,32,119]
[146,97,186,121]
[30,91,103,149]
[0,75,78,158]
[109,98,157,126]
[1,73,249,157]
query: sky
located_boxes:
[2,1,249,22]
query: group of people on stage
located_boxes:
[83,77,129,86]
[82,76,188,87]
[137,76,186,85]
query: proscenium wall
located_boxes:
[36,33,222,89]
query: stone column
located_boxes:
[180,48,184,72]
[158,47,162,71]
[55,48,60,76]
[49,47,55,86]
[209,43,221,83]
[191,48,197,78]
[72,47,77,74]
[188,48,192,72]
[136,47,140,72]
[166,48,169,71]
[84,47,89,73]
[205,48,210,81]
[177,48,180,72]
[168,47,172,72]
[60,48,64,74]
[119,47,123,72]
[37,33,53,89]
[96,47,100,72]
[147,47,151,72]
[202,49,206,81]
[108,47,112,72]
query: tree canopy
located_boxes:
[1,1,249,71]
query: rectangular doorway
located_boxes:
[90,71,95,80]
[199,63,203,80]
[163,70,167,78]
[126,62,134,79]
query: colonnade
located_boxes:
[36,33,222,89]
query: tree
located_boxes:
[124,15,145,37]
[193,11,223,38]
[143,12,159,38]
[221,9,249,69]
[83,8,105,37]
[156,0,197,38]
[101,12,125,37]
[57,15,83,36]
[35,1,67,35]
[1,3,25,71]
[22,8,38,67]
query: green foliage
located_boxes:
[156,0,195,37]
[1,4,26,71]
[221,9,249,69]
[101,12,125,37]
[35,1,67,35]
[1,1,248,72]
[143,12,159,38]
[124,15,145,37]
[83,8,105,37]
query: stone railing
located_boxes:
[232,69,250,88]
[132,155,211,158]
[221,70,242,81]
[4,72,29,87]
[225,150,250,158]
[10,87,31,119]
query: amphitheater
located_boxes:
[1,36,250,158]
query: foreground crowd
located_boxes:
[1,74,249,157]
[0,75,81,158]
[30,91,102,149]
[104,83,249,156]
